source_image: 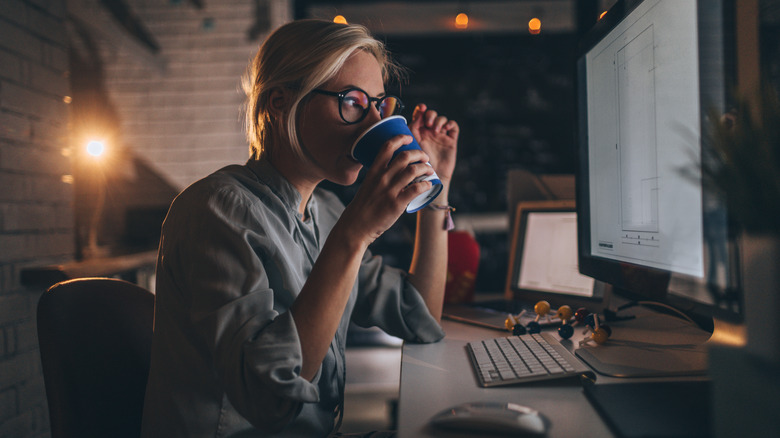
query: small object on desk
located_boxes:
[505,311,525,331]
[590,327,610,344]
[505,301,564,336]
[555,305,573,322]
[572,307,590,327]
[527,300,551,333]
[555,305,576,339]
[534,300,551,320]
[583,313,602,331]
[512,323,528,335]
[579,312,612,346]
[429,401,548,436]
[558,323,574,339]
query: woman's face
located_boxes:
[297,50,386,186]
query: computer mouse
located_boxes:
[429,401,548,436]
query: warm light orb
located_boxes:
[333,15,347,24]
[86,140,106,157]
[599,11,608,20]
[455,13,469,29]
[528,18,541,35]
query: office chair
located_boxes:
[37,277,154,438]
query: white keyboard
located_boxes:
[467,332,593,387]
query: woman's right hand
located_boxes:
[337,134,434,247]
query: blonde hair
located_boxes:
[243,19,404,160]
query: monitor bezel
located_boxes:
[574,0,743,325]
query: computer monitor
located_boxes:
[576,0,743,359]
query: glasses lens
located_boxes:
[379,96,402,118]
[341,89,370,123]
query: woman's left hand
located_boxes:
[408,103,459,183]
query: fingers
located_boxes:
[362,134,430,196]
[370,134,429,170]
[412,104,458,137]
[443,119,460,139]
[411,103,428,125]
[420,107,444,131]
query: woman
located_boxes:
[141,19,459,437]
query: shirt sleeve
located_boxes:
[159,183,319,431]
[350,249,446,344]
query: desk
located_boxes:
[397,308,715,438]
[397,319,613,437]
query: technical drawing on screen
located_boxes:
[584,0,704,278]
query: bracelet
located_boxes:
[427,204,455,231]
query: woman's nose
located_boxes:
[364,104,383,125]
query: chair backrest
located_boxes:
[37,277,154,438]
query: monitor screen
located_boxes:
[576,0,741,325]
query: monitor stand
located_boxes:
[575,305,712,377]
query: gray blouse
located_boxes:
[141,158,445,437]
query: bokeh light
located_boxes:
[529,18,541,35]
[455,13,469,29]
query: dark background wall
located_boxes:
[322,30,579,292]
[389,32,579,213]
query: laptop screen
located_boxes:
[516,211,595,297]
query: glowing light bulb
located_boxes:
[528,18,541,35]
[599,11,608,20]
[86,140,105,157]
[455,13,468,29]
[333,15,347,24]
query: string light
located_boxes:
[455,12,469,29]
[599,11,608,20]
[333,15,347,24]
[528,17,541,35]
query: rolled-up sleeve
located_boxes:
[350,249,445,344]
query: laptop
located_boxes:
[443,200,605,331]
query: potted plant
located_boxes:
[701,83,780,363]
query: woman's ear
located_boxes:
[268,87,289,117]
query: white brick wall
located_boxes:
[98,0,292,190]
[0,0,72,436]
[0,1,292,435]
[0,1,291,435]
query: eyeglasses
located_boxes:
[311,87,404,125]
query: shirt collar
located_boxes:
[246,156,304,215]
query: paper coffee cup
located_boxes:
[351,115,443,213]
